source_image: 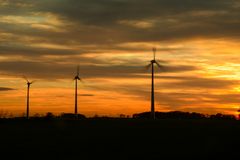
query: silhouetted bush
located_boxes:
[45,112,55,119]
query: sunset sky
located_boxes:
[0,0,240,117]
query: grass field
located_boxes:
[0,118,239,159]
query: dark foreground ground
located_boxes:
[0,118,240,159]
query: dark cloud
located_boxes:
[0,0,239,88]
[0,0,240,48]
[34,0,240,43]
[0,43,79,56]
[78,94,95,97]
[0,60,197,79]
[0,87,15,91]
[0,0,34,15]
[35,0,237,24]
[158,77,239,89]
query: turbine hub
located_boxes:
[75,76,80,80]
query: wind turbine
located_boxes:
[73,66,82,116]
[23,76,35,119]
[146,48,164,119]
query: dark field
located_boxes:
[0,119,240,159]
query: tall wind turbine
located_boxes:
[23,76,35,119]
[146,48,164,119]
[74,66,82,116]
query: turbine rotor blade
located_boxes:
[155,61,164,69]
[145,63,152,70]
[22,75,29,83]
[77,65,80,76]
[157,60,168,64]
[30,80,36,84]
[79,77,83,82]
[74,76,83,82]
[152,47,157,60]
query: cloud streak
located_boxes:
[0,87,15,91]
[0,60,197,79]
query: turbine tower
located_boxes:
[74,66,82,116]
[23,76,35,119]
[146,48,164,119]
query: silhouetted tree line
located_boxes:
[133,111,237,120]
[0,112,86,120]
[28,113,85,120]
[0,111,237,120]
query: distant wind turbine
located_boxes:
[73,66,82,116]
[146,48,164,119]
[23,76,35,119]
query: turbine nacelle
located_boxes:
[23,76,35,87]
[147,50,165,70]
[151,60,157,63]
[74,66,82,81]
[74,76,81,80]
[27,82,31,87]
[26,81,35,87]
